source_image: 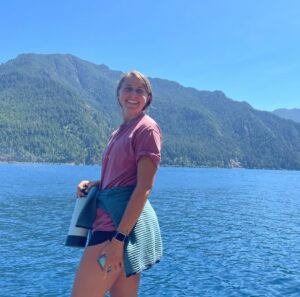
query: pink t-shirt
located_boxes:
[92,113,162,232]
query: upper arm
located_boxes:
[133,126,162,168]
[133,122,162,192]
[136,156,157,191]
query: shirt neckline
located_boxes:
[120,112,145,129]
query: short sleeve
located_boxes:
[133,126,162,168]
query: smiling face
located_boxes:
[118,75,151,122]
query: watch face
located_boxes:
[115,232,126,241]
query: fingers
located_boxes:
[100,239,124,278]
[103,259,123,278]
[76,186,87,197]
[76,187,85,197]
[79,180,90,188]
[76,180,90,197]
[76,191,85,198]
[102,245,123,277]
[115,261,123,272]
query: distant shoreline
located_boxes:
[1,161,299,172]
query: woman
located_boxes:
[71,71,162,297]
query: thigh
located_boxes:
[71,241,122,297]
[110,272,140,297]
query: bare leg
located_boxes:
[71,241,122,297]
[110,272,140,297]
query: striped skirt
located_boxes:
[78,186,163,277]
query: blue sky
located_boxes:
[1,0,299,111]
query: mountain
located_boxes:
[273,108,300,123]
[1,53,300,170]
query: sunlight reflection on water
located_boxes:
[1,165,300,296]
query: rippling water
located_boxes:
[1,164,300,296]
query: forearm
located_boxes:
[115,156,157,236]
[117,185,152,235]
[101,185,152,275]
[88,180,100,187]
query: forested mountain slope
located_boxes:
[1,54,300,169]
[273,108,300,124]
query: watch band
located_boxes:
[114,231,127,242]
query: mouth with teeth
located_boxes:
[126,100,139,105]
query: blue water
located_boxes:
[1,164,300,297]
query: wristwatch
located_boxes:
[114,231,127,242]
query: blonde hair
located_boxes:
[116,70,153,110]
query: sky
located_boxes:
[1,0,300,111]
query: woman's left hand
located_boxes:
[101,238,124,277]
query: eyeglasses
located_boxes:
[121,86,148,96]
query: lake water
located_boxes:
[0,164,300,297]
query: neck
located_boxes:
[122,112,144,124]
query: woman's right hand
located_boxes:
[76,180,100,197]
